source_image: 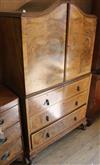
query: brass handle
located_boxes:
[75,101,78,106]
[0,137,7,145]
[74,117,77,121]
[46,132,50,138]
[0,119,4,125]
[77,86,80,92]
[46,116,49,122]
[44,99,50,106]
[1,151,10,160]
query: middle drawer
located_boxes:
[29,91,88,133]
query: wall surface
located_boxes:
[0,63,2,83]
[72,0,92,14]
[0,0,30,11]
[92,0,100,71]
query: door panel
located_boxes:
[22,3,67,95]
[66,4,96,81]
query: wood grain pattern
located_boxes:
[0,123,21,156]
[30,91,88,133]
[27,75,90,116]
[31,105,86,150]
[0,0,95,160]
[0,106,19,131]
[0,17,25,97]
[30,118,100,165]
[21,2,67,94]
[0,138,22,165]
[0,86,23,164]
[65,4,96,81]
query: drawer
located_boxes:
[30,91,88,133]
[31,105,86,149]
[0,138,22,165]
[0,105,19,131]
[27,76,90,116]
[0,123,21,156]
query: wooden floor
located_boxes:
[14,117,100,165]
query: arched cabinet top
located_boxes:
[0,0,97,19]
[19,0,69,17]
[0,0,69,17]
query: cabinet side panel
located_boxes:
[92,0,100,71]
[0,17,25,96]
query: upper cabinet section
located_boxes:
[0,1,97,96]
[65,4,97,81]
[21,0,67,95]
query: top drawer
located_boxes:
[27,76,91,116]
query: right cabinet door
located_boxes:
[65,4,97,81]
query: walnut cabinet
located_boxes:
[0,0,96,163]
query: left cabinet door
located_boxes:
[21,3,67,95]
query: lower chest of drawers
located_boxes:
[0,86,23,164]
[29,91,88,133]
[26,75,91,154]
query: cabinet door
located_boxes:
[65,4,96,81]
[21,3,67,95]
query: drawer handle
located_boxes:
[74,117,77,121]
[0,137,7,145]
[46,116,49,122]
[77,86,80,92]
[44,99,50,106]
[46,132,50,138]
[1,151,10,160]
[75,101,78,106]
[0,119,4,125]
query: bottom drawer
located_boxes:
[0,138,22,165]
[31,105,86,149]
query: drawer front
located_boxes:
[0,105,19,131]
[30,91,88,133]
[27,76,90,116]
[31,105,86,149]
[0,138,22,165]
[0,123,21,156]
